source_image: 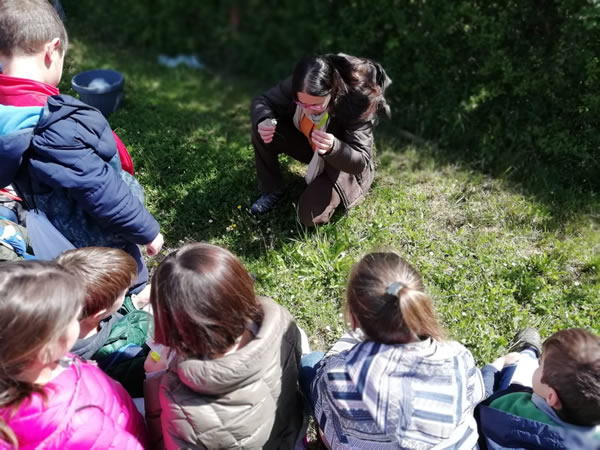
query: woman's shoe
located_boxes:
[250,191,284,215]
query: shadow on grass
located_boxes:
[375,120,599,232]
[61,37,596,253]
[61,39,345,261]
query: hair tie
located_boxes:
[386,281,405,297]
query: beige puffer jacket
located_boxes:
[144,296,303,450]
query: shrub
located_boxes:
[62,0,600,187]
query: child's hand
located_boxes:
[490,352,521,370]
[132,284,151,309]
[503,352,521,366]
[146,233,164,256]
[311,129,335,155]
[144,345,171,374]
[257,118,277,143]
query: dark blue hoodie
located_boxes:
[475,384,600,450]
[0,95,159,248]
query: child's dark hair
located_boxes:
[150,242,264,359]
[541,328,600,426]
[56,247,137,319]
[346,252,444,344]
[292,53,392,124]
[0,261,84,447]
[0,0,68,58]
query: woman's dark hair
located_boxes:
[292,53,391,123]
[346,252,444,344]
[150,242,264,359]
[0,261,84,447]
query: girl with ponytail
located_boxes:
[250,53,391,225]
[303,252,485,449]
[0,261,146,449]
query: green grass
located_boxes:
[60,37,599,365]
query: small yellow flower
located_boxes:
[237,205,241,209]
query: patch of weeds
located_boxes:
[65,36,600,368]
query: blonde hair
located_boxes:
[346,252,444,343]
[0,261,84,447]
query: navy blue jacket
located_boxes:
[0,95,159,248]
[475,384,600,450]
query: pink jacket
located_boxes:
[0,356,146,449]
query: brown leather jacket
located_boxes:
[251,76,376,208]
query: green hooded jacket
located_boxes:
[92,296,153,398]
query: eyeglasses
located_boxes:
[295,99,329,112]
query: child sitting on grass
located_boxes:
[476,328,600,449]
[0,261,146,449]
[0,0,163,290]
[304,251,485,449]
[0,0,134,174]
[143,243,304,450]
[56,247,152,398]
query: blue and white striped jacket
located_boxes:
[311,336,485,449]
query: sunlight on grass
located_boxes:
[63,38,599,364]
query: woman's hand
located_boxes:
[311,129,335,155]
[257,118,277,144]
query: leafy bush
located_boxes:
[62,0,600,187]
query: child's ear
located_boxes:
[546,387,563,410]
[349,312,360,331]
[79,308,108,324]
[91,308,108,321]
[43,38,61,63]
[37,344,54,365]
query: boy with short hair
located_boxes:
[0,0,134,172]
[0,0,163,289]
[476,328,600,449]
[57,246,152,398]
